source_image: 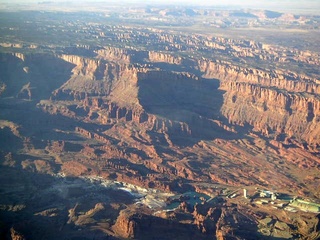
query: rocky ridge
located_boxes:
[48,48,320,149]
[1,38,320,239]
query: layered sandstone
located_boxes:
[199,59,320,94]
[220,81,320,145]
[112,208,211,239]
[148,51,182,64]
[1,7,320,240]
[197,59,320,147]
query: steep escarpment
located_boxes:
[112,203,260,240]
[2,8,320,240]
[2,48,319,152]
[148,51,182,65]
[112,207,212,239]
[2,48,319,193]
[29,49,318,151]
[220,81,320,147]
[52,56,140,107]
[0,53,74,100]
[199,59,320,94]
[198,59,320,147]
[95,46,133,63]
[48,54,228,138]
[95,46,148,63]
[137,70,227,138]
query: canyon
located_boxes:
[0,3,320,240]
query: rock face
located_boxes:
[1,7,320,240]
[112,208,212,239]
[199,59,320,147]
[10,227,26,240]
[48,53,226,138]
[199,60,320,94]
[0,39,320,239]
[221,81,320,147]
[148,51,182,64]
[2,48,318,150]
[55,51,319,149]
[0,53,75,100]
[2,46,319,195]
[111,203,260,240]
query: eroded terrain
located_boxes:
[0,2,320,240]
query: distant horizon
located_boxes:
[1,0,320,14]
[1,0,319,7]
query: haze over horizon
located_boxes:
[1,0,320,11]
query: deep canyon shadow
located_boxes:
[137,72,240,146]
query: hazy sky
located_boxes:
[1,0,320,12]
[1,0,318,5]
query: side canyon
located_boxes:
[0,5,319,240]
